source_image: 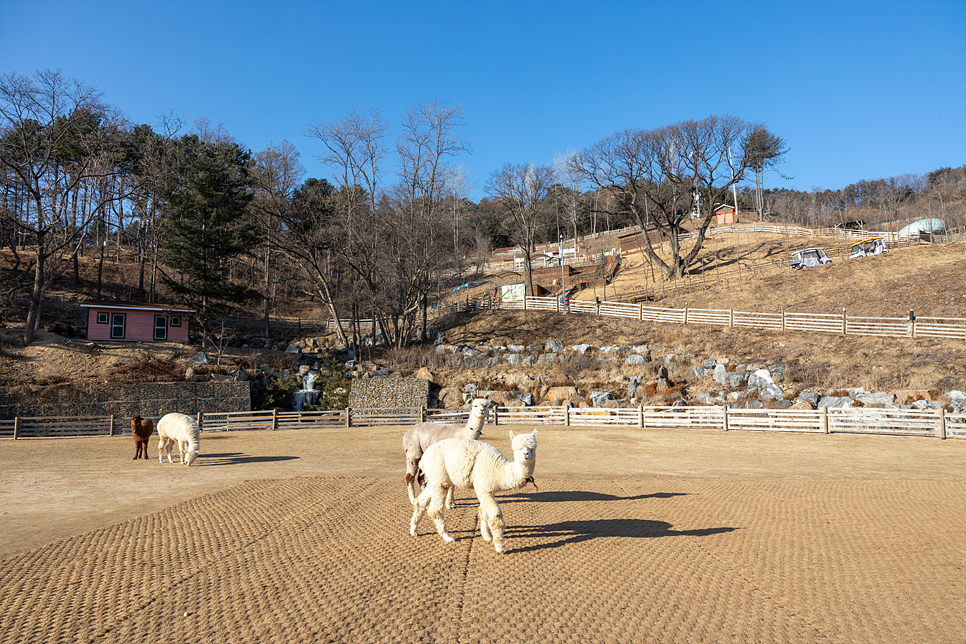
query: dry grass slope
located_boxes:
[1,235,965,399]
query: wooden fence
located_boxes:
[2,405,963,440]
[455,296,966,341]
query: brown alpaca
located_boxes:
[131,415,154,460]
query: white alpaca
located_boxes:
[403,397,495,507]
[157,413,200,466]
[410,430,537,554]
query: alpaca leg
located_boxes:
[488,513,507,554]
[142,439,150,459]
[158,438,167,463]
[407,477,417,505]
[410,487,432,536]
[425,483,454,543]
[445,485,456,510]
[134,441,140,460]
[406,460,420,504]
[478,505,492,541]
[478,494,506,553]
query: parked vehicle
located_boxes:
[789,248,832,269]
[850,237,888,259]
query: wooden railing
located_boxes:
[2,406,963,440]
[454,296,966,341]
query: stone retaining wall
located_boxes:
[348,378,430,408]
[0,382,251,419]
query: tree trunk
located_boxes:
[23,231,45,345]
[96,234,106,299]
[263,248,271,340]
[421,292,428,344]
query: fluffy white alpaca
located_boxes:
[410,430,537,554]
[157,413,200,466]
[403,398,495,507]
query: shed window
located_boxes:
[110,313,126,339]
[154,315,167,341]
[170,316,182,327]
[96,312,109,324]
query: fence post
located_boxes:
[638,406,644,428]
[13,416,19,439]
[345,407,351,428]
[684,302,689,325]
[272,408,278,431]
[729,308,734,327]
[109,414,115,436]
[723,407,730,431]
[909,310,916,338]
[493,406,500,426]
[198,412,204,432]
[782,309,786,332]
[639,303,643,322]
[842,308,847,335]
[419,406,425,423]
[564,405,570,427]
[822,406,829,434]
[939,408,946,440]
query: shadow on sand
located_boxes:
[504,519,739,553]
[498,490,689,504]
[197,452,299,466]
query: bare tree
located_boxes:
[554,149,582,251]
[573,116,767,280]
[251,140,305,338]
[391,99,470,344]
[304,101,469,349]
[0,70,129,343]
[925,166,965,229]
[445,163,474,256]
[273,176,353,350]
[305,108,389,346]
[485,163,555,295]
[306,108,387,215]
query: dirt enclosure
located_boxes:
[1,425,965,644]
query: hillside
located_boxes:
[1,233,965,404]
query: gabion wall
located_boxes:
[0,381,251,419]
[348,377,430,408]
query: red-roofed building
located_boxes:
[713,204,757,225]
[80,301,195,343]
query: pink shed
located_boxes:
[80,301,195,343]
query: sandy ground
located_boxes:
[1,425,965,643]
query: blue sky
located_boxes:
[1,0,964,199]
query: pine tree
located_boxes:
[160,135,261,321]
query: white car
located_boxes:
[849,237,888,259]
[789,248,832,269]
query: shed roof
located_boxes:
[79,300,196,313]
[897,218,947,235]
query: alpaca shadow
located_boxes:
[499,490,689,504]
[198,452,299,466]
[505,519,739,553]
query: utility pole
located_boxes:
[560,234,566,313]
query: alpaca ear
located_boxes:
[509,430,516,440]
[531,430,538,438]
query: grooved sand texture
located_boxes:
[2,476,964,644]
